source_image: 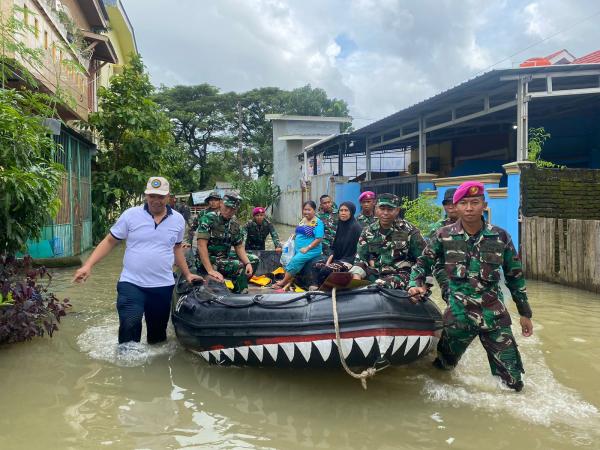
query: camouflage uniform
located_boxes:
[188,207,219,243]
[409,219,532,389]
[426,217,456,303]
[243,218,281,251]
[317,210,338,255]
[196,211,259,293]
[357,212,377,229]
[349,219,426,289]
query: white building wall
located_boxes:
[271,117,346,224]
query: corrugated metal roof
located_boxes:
[351,64,600,136]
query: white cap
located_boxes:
[144,176,170,195]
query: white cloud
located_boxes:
[122,0,600,129]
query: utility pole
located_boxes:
[237,101,244,177]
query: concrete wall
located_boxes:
[521,167,600,219]
[271,117,346,224]
[274,189,303,226]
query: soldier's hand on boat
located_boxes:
[245,263,254,277]
[185,273,204,284]
[72,265,91,283]
[275,247,282,253]
[407,286,428,303]
[520,316,534,337]
[208,270,224,283]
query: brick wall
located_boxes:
[521,167,600,219]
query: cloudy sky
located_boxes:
[122,0,600,129]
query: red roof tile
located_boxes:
[573,50,600,64]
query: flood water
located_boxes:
[1,225,600,449]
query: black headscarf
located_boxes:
[331,201,362,263]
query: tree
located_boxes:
[236,85,351,178]
[401,194,443,233]
[154,84,237,189]
[156,84,352,185]
[236,176,282,220]
[89,54,175,241]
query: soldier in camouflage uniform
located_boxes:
[196,194,259,293]
[356,191,378,228]
[188,191,222,243]
[317,194,338,255]
[427,188,459,302]
[244,207,282,252]
[408,181,533,392]
[349,193,426,289]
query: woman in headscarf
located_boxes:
[271,201,324,290]
[310,201,362,289]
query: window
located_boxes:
[44,30,48,49]
[51,45,56,61]
[34,18,39,38]
[23,5,28,26]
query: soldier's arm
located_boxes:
[408,228,427,261]
[196,214,217,275]
[349,230,370,278]
[408,234,443,288]
[503,236,532,318]
[269,223,282,248]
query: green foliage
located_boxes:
[0,88,63,256]
[155,84,352,187]
[528,127,564,169]
[89,54,176,242]
[401,194,443,233]
[235,176,282,221]
[0,256,71,344]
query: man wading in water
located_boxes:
[408,181,533,392]
[72,176,203,344]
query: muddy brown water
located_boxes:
[1,224,599,449]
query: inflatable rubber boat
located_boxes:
[172,276,443,368]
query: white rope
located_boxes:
[331,287,388,390]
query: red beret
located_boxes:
[453,181,485,204]
[358,191,376,202]
[252,207,266,216]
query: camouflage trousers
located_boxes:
[435,323,524,390]
[199,252,259,293]
[367,270,412,290]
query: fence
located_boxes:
[361,175,418,200]
[522,216,600,292]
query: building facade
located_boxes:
[3,0,124,258]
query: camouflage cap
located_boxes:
[223,194,241,209]
[205,191,221,201]
[377,193,400,208]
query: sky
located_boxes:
[122,0,600,129]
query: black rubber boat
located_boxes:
[172,275,443,368]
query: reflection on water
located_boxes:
[1,236,600,449]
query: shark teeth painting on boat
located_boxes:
[354,336,375,357]
[196,334,436,366]
[313,339,333,361]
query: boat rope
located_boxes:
[331,287,389,390]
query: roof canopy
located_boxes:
[307,64,600,159]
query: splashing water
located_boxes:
[77,317,179,367]
[420,332,599,433]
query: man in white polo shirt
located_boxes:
[73,176,203,344]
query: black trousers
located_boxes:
[116,281,174,344]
